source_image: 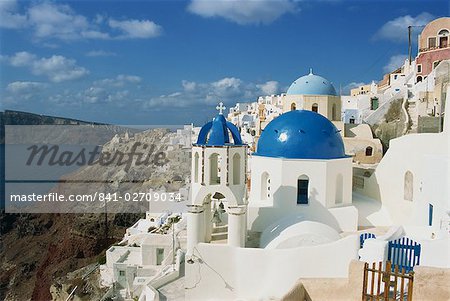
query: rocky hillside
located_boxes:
[0,211,134,301]
[0,111,191,300]
[371,99,408,151]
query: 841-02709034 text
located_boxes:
[96,192,182,202]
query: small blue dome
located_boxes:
[196,114,243,146]
[286,71,337,96]
[255,110,346,159]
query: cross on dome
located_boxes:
[216,102,226,115]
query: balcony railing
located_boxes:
[419,44,449,53]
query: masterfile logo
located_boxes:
[4,125,190,214]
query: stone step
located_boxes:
[211,232,228,241]
[407,103,419,134]
[119,289,127,298]
[212,225,228,233]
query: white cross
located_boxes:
[216,102,226,115]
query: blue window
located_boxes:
[297,178,309,204]
[428,204,433,226]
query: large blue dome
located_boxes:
[255,110,346,159]
[286,71,337,96]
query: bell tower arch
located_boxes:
[187,102,248,255]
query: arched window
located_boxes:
[194,152,199,183]
[209,153,221,185]
[438,29,449,48]
[291,103,296,111]
[312,103,318,113]
[261,172,270,200]
[416,76,423,83]
[335,174,343,204]
[332,103,337,120]
[297,175,309,204]
[232,153,241,185]
[365,146,373,156]
[404,171,413,201]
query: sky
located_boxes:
[0,0,449,126]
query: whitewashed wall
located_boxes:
[248,156,357,232]
[361,133,449,227]
[185,235,359,301]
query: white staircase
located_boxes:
[407,100,419,133]
[364,89,406,125]
[211,225,228,242]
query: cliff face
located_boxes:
[0,111,191,300]
[0,111,131,300]
[0,212,132,301]
[0,110,105,127]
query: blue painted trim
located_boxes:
[196,121,212,144]
[226,121,243,145]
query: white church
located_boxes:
[99,83,449,301]
[184,83,450,299]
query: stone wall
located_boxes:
[281,260,365,301]
[412,266,450,300]
[418,116,444,133]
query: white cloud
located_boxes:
[117,74,141,83]
[188,0,298,25]
[9,51,36,67]
[46,84,133,106]
[5,81,47,102]
[85,50,117,57]
[383,54,407,73]
[0,0,27,29]
[211,77,243,97]
[84,88,130,104]
[2,2,162,41]
[81,30,110,40]
[144,77,279,109]
[257,80,279,95]
[33,55,89,82]
[4,52,89,82]
[182,80,197,92]
[6,81,46,93]
[374,12,434,42]
[67,75,142,104]
[94,74,142,87]
[109,18,162,39]
[28,2,92,41]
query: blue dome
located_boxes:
[286,71,337,96]
[255,110,346,159]
[196,114,243,146]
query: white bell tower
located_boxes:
[187,102,248,255]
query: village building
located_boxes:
[416,17,450,82]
